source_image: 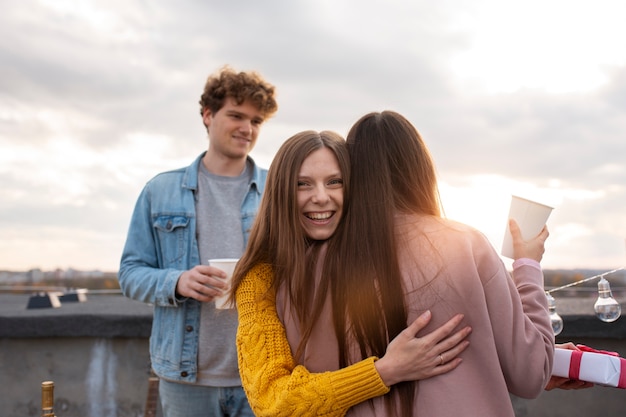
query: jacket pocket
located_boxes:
[153,215,191,267]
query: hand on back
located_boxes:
[374,310,471,386]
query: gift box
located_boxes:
[552,345,626,389]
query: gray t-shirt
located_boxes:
[195,160,251,386]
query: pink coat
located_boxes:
[278,214,554,417]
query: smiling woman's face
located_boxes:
[296,147,344,241]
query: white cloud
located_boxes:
[448,0,626,94]
[1,0,625,270]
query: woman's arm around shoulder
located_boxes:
[235,263,389,417]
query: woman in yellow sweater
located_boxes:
[231,130,471,416]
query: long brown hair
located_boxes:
[326,111,441,416]
[231,130,349,347]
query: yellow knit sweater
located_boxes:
[236,263,390,416]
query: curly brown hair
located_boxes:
[199,65,278,122]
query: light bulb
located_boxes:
[546,292,563,335]
[594,277,621,323]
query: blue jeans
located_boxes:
[159,379,254,417]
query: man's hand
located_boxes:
[175,265,229,302]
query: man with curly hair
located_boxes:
[119,66,278,417]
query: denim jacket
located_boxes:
[118,152,267,382]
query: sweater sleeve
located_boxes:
[236,263,390,417]
[483,255,554,399]
[510,262,555,396]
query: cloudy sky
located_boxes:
[1,0,625,272]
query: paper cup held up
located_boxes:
[501,196,553,259]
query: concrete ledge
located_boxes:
[1,293,625,417]
[2,294,625,340]
[559,315,626,340]
[0,294,153,338]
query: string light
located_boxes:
[545,292,564,335]
[545,267,624,334]
[594,277,621,322]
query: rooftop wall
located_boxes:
[1,294,625,417]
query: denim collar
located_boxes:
[181,152,264,195]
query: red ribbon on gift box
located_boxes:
[568,344,626,388]
[577,344,619,356]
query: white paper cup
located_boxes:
[208,258,239,309]
[501,196,553,259]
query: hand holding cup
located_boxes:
[208,258,239,309]
[501,196,553,259]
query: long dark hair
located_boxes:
[326,111,441,416]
